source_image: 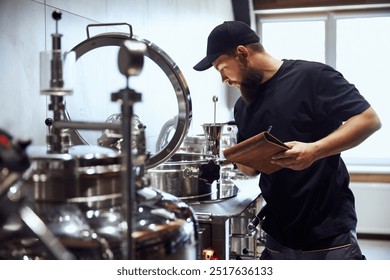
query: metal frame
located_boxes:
[69,24,192,169]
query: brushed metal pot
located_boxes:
[26,145,122,209]
[147,153,220,200]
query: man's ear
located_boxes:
[236,45,249,64]
[236,45,249,56]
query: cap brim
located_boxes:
[193,53,223,71]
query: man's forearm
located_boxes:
[313,106,381,161]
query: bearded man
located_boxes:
[193,21,381,260]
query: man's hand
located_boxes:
[271,141,319,170]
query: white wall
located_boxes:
[0,0,236,152]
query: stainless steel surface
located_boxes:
[179,135,207,153]
[147,152,239,202]
[97,114,145,152]
[41,12,73,154]
[202,123,225,157]
[229,196,263,260]
[191,177,261,260]
[26,145,122,207]
[156,117,207,154]
[155,116,178,153]
[191,177,260,217]
[0,184,198,260]
[39,11,72,97]
[132,187,198,259]
[147,152,215,200]
[212,95,218,124]
[112,40,146,259]
[53,120,121,131]
[1,142,199,260]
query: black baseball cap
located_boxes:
[193,21,260,71]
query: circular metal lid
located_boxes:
[68,23,192,169]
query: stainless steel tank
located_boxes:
[0,145,198,260]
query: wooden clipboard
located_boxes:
[223,131,289,175]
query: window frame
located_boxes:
[257,7,390,67]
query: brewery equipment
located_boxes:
[149,93,262,259]
[149,95,238,203]
[192,178,262,260]
[0,12,198,260]
[202,122,225,158]
[202,95,225,158]
[0,11,264,260]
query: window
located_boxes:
[336,15,390,164]
[257,8,390,166]
[261,18,326,63]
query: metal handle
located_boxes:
[86,23,133,38]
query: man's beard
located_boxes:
[240,67,264,104]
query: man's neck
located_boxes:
[259,53,283,84]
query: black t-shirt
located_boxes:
[234,59,370,249]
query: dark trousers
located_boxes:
[260,230,365,260]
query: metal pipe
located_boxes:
[121,89,136,259]
[53,120,121,131]
[115,40,145,259]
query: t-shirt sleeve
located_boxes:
[314,65,370,122]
